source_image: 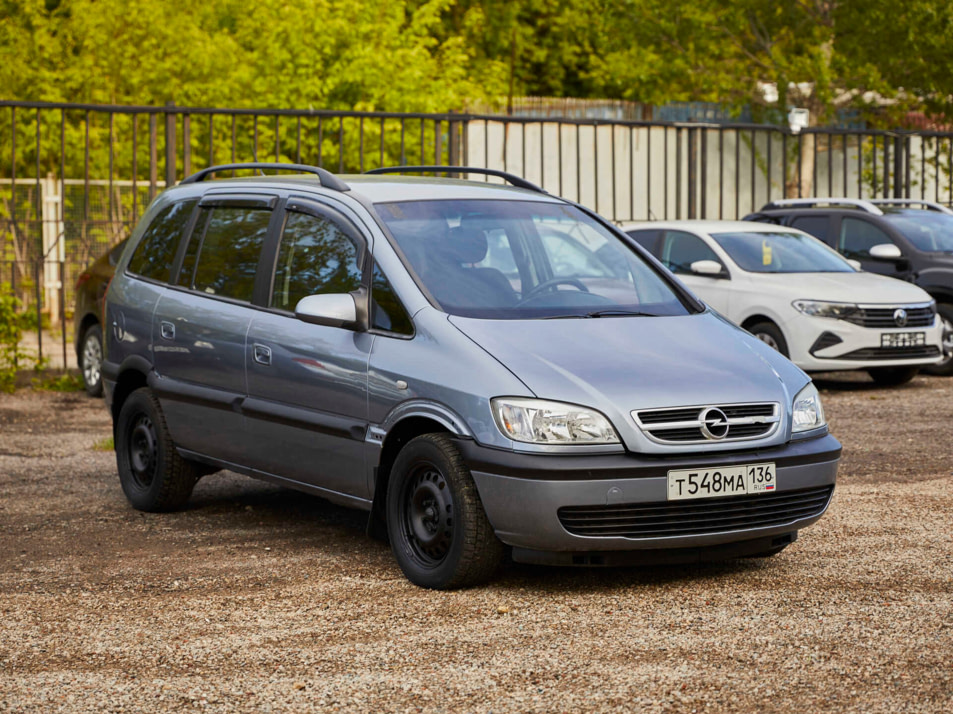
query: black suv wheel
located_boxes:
[386,434,504,589]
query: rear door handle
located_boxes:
[160,321,175,340]
[253,343,272,366]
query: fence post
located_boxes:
[165,102,177,188]
[34,259,42,365]
[893,135,904,199]
[687,127,697,219]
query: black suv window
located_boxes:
[271,210,363,311]
[661,231,720,274]
[127,199,197,281]
[839,217,894,260]
[179,206,271,302]
[790,216,829,242]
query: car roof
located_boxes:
[166,173,566,205]
[620,220,804,235]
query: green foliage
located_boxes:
[32,370,83,391]
[92,436,114,452]
[0,286,30,392]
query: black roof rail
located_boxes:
[365,165,546,193]
[180,162,350,192]
[868,199,953,215]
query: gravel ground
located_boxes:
[1,374,951,713]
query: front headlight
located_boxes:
[491,398,620,445]
[792,383,826,433]
[792,299,860,322]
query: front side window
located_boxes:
[127,199,197,282]
[660,231,722,274]
[839,218,894,260]
[271,211,363,311]
[371,264,413,335]
[179,206,270,302]
[711,231,853,273]
[376,199,693,319]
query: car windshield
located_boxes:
[375,199,693,319]
[711,231,854,273]
[882,211,953,252]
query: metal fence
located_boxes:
[2,99,953,369]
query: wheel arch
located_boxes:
[110,363,151,428]
[75,313,100,358]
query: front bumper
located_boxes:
[784,313,943,371]
[459,433,840,555]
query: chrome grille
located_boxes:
[558,486,834,539]
[633,402,780,444]
[847,304,936,329]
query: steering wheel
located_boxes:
[519,277,589,304]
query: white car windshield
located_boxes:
[711,231,855,273]
[376,199,694,319]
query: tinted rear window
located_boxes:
[127,200,197,282]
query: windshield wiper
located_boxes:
[543,309,658,319]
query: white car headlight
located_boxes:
[492,398,620,445]
[792,299,860,322]
[792,383,826,433]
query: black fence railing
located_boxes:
[2,100,953,369]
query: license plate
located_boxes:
[667,462,776,501]
[881,332,925,348]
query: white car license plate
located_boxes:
[667,462,776,501]
[881,332,925,348]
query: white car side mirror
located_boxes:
[869,243,902,261]
[847,259,862,271]
[690,260,725,277]
[295,293,359,329]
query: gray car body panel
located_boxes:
[104,173,840,560]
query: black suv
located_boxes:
[745,198,953,375]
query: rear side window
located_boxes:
[790,216,830,242]
[178,206,271,302]
[271,210,363,311]
[127,199,197,281]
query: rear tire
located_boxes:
[867,366,919,386]
[747,321,789,358]
[115,387,198,512]
[923,303,953,376]
[386,434,504,589]
[80,324,104,397]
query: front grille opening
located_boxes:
[849,306,935,328]
[558,486,834,539]
[634,402,780,444]
[836,345,940,361]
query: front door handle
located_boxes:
[160,321,175,340]
[253,343,272,366]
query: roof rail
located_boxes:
[868,199,953,215]
[759,198,883,215]
[365,165,546,193]
[180,162,350,192]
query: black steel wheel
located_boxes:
[80,324,104,397]
[386,434,504,589]
[115,387,198,512]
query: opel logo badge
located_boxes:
[700,407,730,440]
[894,308,908,327]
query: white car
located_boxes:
[622,220,943,385]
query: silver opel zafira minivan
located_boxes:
[102,164,840,589]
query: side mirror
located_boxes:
[847,259,862,271]
[869,243,902,261]
[295,293,361,329]
[690,259,727,277]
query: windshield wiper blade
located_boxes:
[543,309,657,319]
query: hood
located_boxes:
[449,311,808,451]
[748,271,932,304]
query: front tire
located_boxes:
[386,434,504,589]
[80,324,104,397]
[747,321,790,358]
[868,366,919,386]
[923,303,953,376]
[115,387,198,512]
